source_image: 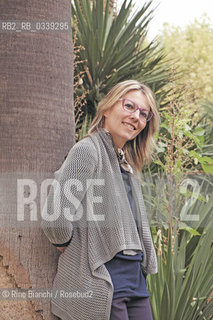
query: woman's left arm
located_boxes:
[41,140,98,247]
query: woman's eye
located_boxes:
[125,103,134,110]
[140,111,148,119]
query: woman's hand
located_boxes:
[56,247,66,253]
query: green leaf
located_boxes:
[201,163,213,174]
[179,222,201,236]
[193,127,205,136]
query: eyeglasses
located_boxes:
[119,98,153,122]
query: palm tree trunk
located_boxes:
[0,1,74,319]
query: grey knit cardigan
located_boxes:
[41,128,157,320]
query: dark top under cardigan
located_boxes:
[105,166,150,299]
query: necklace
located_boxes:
[116,148,133,174]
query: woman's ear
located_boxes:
[103,109,109,118]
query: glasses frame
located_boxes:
[119,98,153,122]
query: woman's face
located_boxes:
[103,90,150,149]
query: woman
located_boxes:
[41,80,160,320]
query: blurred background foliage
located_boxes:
[71,1,213,318]
[160,15,213,114]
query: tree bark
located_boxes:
[0,1,74,319]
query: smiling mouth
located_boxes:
[122,122,136,131]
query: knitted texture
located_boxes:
[41,128,157,320]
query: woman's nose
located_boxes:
[130,109,140,120]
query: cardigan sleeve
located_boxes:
[41,139,98,246]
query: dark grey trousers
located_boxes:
[110,297,153,320]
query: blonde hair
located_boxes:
[88,80,160,171]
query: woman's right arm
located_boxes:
[41,140,97,247]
